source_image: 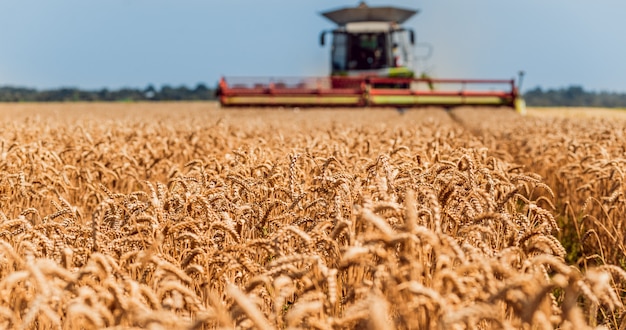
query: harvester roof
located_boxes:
[321,1,418,26]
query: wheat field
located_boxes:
[0,102,624,329]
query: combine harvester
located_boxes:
[218,2,525,113]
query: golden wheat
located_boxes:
[0,103,623,329]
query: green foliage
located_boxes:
[556,213,583,266]
[0,83,217,102]
[524,85,626,108]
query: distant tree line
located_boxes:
[2,83,626,107]
[524,85,626,108]
[0,84,216,102]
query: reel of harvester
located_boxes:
[217,2,525,114]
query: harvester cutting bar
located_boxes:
[218,76,519,108]
[368,77,518,107]
[218,77,366,107]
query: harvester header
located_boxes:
[218,2,524,112]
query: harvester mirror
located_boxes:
[409,29,415,45]
[320,31,326,46]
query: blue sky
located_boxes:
[1,1,625,92]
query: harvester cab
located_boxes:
[218,2,525,113]
[320,2,417,78]
[319,2,417,80]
